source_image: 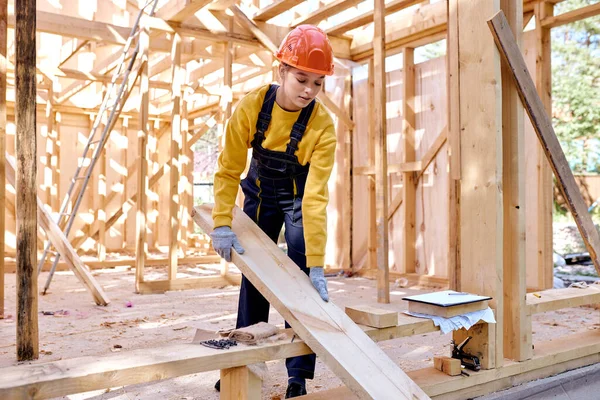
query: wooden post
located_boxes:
[367,58,377,273]
[169,32,182,280]
[500,0,531,362]
[343,72,353,271]
[15,0,38,360]
[180,98,189,255]
[136,25,149,292]
[52,112,61,212]
[121,117,129,250]
[447,0,461,291]
[532,1,554,290]
[451,0,503,369]
[44,86,54,208]
[374,0,389,303]
[220,366,262,400]
[0,0,6,319]
[402,47,416,274]
[149,120,159,251]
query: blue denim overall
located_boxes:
[236,84,316,379]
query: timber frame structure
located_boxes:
[2,0,600,398]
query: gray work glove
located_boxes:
[210,226,245,262]
[309,267,329,302]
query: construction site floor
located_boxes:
[1,265,599,400]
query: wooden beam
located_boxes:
[489,10,600,274]
[169,33,183,280]
[252,0,304,22]
[402,47,416,274]
[0,316,441,399]
[541,2,600,28]
[192,205,429,399]
[290,0,362,27]
[527,285,600,315]
[156,0,214,23]
[135,26,150,292]
[374,0,389,303]
[414,128,447,182]
[0,0,6,320]
[326,0,424,37]
[367,58,377,271]
[499,0,531,362]
[532,1,555,291]
[15,0,38,360]
[452,0,503,369]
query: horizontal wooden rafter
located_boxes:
[541,2,600,28]
[326,0,425,37]
[291,0,363,27]
[156,0,215,22]
[253,0,305,21]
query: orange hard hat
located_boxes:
[275,25,334,76]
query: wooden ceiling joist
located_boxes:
[156,0,215,22]
[252,0,305,22]
[291,0,363,27]
[540,2,600,28]
[326,0,425,37]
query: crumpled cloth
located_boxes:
[404,307,496,334]
[227,322,280,345]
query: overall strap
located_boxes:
[252,84,279,147]
[286,99,316,156]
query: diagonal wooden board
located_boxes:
[6,154,110,306]
[192,204,429,400]
[487,11,600,275]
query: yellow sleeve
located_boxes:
[303,122,337,267]
[212,102,252,228]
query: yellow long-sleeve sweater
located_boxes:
[212,84,336,267]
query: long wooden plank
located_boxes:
[0,0,6,320]
[192,205,429,400]
[156,0,214,22]
[527,286,600,315]
[6,157,109,306]
[488,10,600,275]
[402,47,416,274]
[15,0,38,361]
[0,314,440,400]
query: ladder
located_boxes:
[38,0,160,293]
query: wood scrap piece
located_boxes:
[433,356,461,376]
[488,11,600,275]
[6,155,110,306]
[192,204,429,400]
[345,305,398,328]
[408,300,488,318]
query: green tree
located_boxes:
[552,0,600,174]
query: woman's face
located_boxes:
[278,65,325,111]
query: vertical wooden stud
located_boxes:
[0,0,6,319]
[501,0,531,362]
[44,86,54,208]
[15,0,38,360]
[136,24,149,292]
[121,117,129,250]
[180,97,189,255]
[367,58,377,272]
[447,0,461,291]
[52,111,61,213]
[451,0,503,368]
[169,32,182,280]
[374,0,389,303]
[402,47,416,274]
[533,1,554,290]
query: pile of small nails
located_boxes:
[199,338,238,350]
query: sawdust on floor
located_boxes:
[1,265,598,400]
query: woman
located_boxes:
[210,25,336,398]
